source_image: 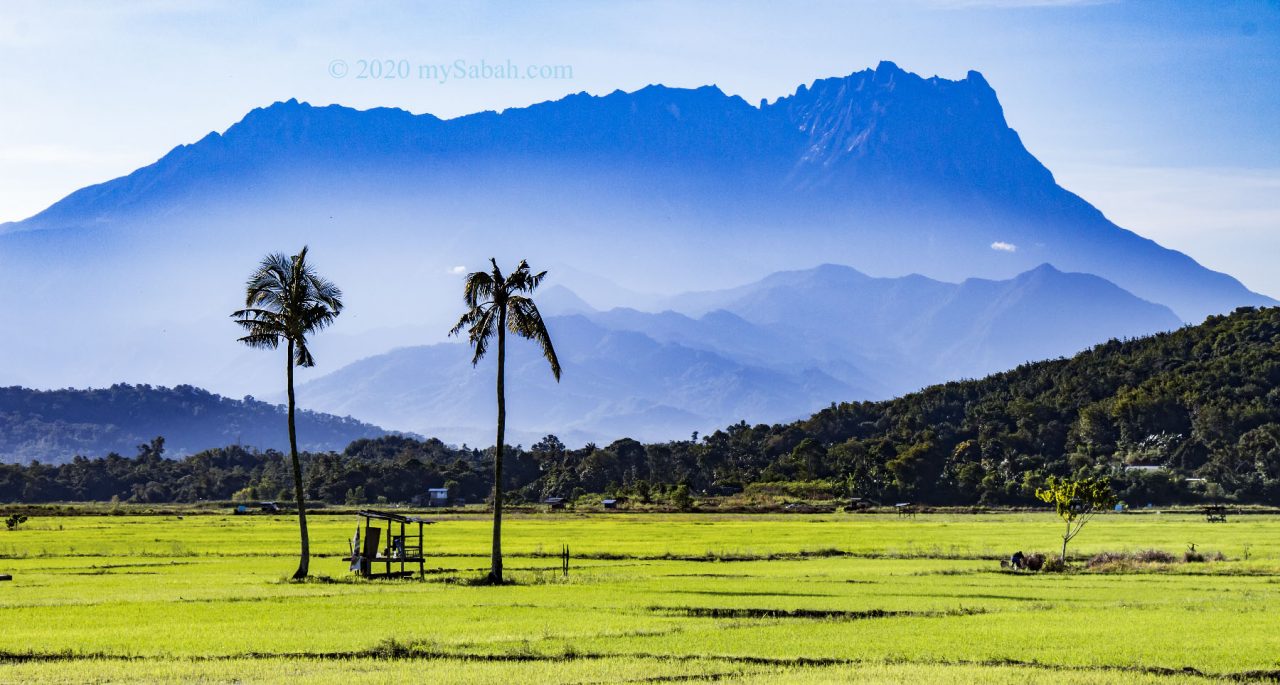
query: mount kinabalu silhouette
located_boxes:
[295,263,1182,445]
[0,61,1270,406]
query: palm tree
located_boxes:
[450,258,560,584]
[231,246,343,580]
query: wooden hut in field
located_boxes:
[349,510,434,579]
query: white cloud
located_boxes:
[447,265,467,275]
[991,241,1018,252]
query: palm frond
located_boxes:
[294,339,317,368]
[508,295,561,381]
[243,253,292,307]
[304,273,344,312]
[466,307,499,365]
[236,332,282,350]
[452,259,560,377]
[504,259,547,294]
[297,303,340,336]
[231,307,284,322]
[462,269,496,309]
[450,300,501,366]
[449,304,488,338]
[232,246,343,366]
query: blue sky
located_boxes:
[2,0,1278,293]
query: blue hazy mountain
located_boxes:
[293,315,859,446]
[297,264,1180,444]
[0,61,1267,400]
[656,262,1183,389]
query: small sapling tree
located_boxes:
[1035,475,1117,563]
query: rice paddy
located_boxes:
[0,510,1277,683]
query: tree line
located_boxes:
[4,307,1280,509]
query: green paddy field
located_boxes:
[0,510,1277,683]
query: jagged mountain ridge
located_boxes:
[4,62,1270,317]
[0,61,1268,404]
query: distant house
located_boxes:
[1124,464,1166,473]
[602,499,618,510]
[427,488,449,507]
[545,497,566,510]
[846,497,873,511]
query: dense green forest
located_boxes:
[2,307,1278,505]
[0,384,388,463]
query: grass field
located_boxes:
[1,509,1278,683]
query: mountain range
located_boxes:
[295,262,1182,444]
[0,61,1271,447]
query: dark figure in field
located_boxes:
[1010,551,1025,569]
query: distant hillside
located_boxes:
[758,305,1280,503]
[295,315,858,446]
[518,305,1280,505]
[299,263,1181,444]
[622,262,1182,395]
[0,384,389,463]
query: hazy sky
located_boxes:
[2,0,1278,294]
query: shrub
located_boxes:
[1086,548,1200,572]
[671,484,693,511]
[1135,549,1177,564]
[1041,557,1066,573]
[4,515,28,531]
[1183,544,1223,563]
[1087,551,1130,568]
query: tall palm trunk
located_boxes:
[287,339,310,580]
[490,308,507,584]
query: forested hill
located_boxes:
[0,384,389,463]
[757,305,1280,503]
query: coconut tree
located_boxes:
[450,258,560,583]
[231,246,343,580]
